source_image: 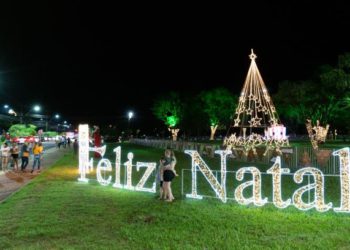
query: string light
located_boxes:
[333,148,350,213]
[112,147,122,188]
[124,152,134,190]
[96,159,112,186]
[78,124,89,183]
[306,119,330,150]
[168,128,180,141]
[234,167,268,206]
[78,125,350,214]
[184,150,231,203]
[87,145,106,173]
[135,162,157,193]
[227,49,289,156]
[292,167,332,212]
[267,156,291,208]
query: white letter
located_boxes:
[333,147,350,213]
[293,167,332,212]
[184,150,231,203]
[235,167,267,206]
[267,156,291,208]
[96,159,112,186]
[135,162,157,193]
[78,124,89,182]
[124,152,134,190]
[113,147,122,188]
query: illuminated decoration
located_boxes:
[112,147,122,188]
[333,148,350,213]
[234,167,268,206]
[124,152,134,190]
[306,119,330,150]
[292,167,332,212]
[267,157,291,208]
[210,124,219,141]
[165,114,180,141]
[135,162,157,193]
[169,128,180,141]
[166,115,178,128]
[88,145,106,173]
[89,145,106,157]
[78,126,350,214]
[92,125,102,158]
[225,49,289,156]
[78,124,89,182]
[184,150,232,203]
[265,124,287,140]
[96,159,112,186]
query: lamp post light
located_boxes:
[19,105,41,124]
[127,111,134,138]
[45,113,60,132]
[33,105,41,112]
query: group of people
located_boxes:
[1,141,43,173]
[57,136,71,149]
[157,149,178,202]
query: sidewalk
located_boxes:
[0,146,71,202]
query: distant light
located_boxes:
[64,121,67,124]
[33,105,41,112]
[128,111,134,120]
[55,114,60,119]
[8,109,17,116]
[4,104,9,109]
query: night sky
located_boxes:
[0,2,349,131]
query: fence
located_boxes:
[130,139,341,174]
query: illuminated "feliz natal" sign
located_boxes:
[78,125,350,213]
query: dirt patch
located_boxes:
[5,172,24,183]
[128,214,156,224]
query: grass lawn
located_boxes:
[1,143,350,249]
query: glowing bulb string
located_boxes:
[181,168,340,204]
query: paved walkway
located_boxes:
[0,145,71,202]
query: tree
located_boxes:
[152,92,183,141]
[199,88,237,140]
[8,124,37,138]
[274,53,350,134]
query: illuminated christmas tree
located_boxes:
[225,49,289,156]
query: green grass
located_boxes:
[0,143,350,249]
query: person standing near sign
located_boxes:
[31,142,44,173]
[21,142,30,171]
[1,142,11,172]
[162,149,178,202]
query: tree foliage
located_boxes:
[152,92,183,128]
[199,88,237,127]
[9,124,37,137]
[274,53,350,133]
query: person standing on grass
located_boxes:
[1,142,11,172]
[157,156,166,199]
[11,142,19,171]
[21,142,30,171]
[162,149,178,202]
[31,142,44,173]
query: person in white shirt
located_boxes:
[1,142,11,172]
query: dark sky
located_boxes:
[0,2,349,131]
